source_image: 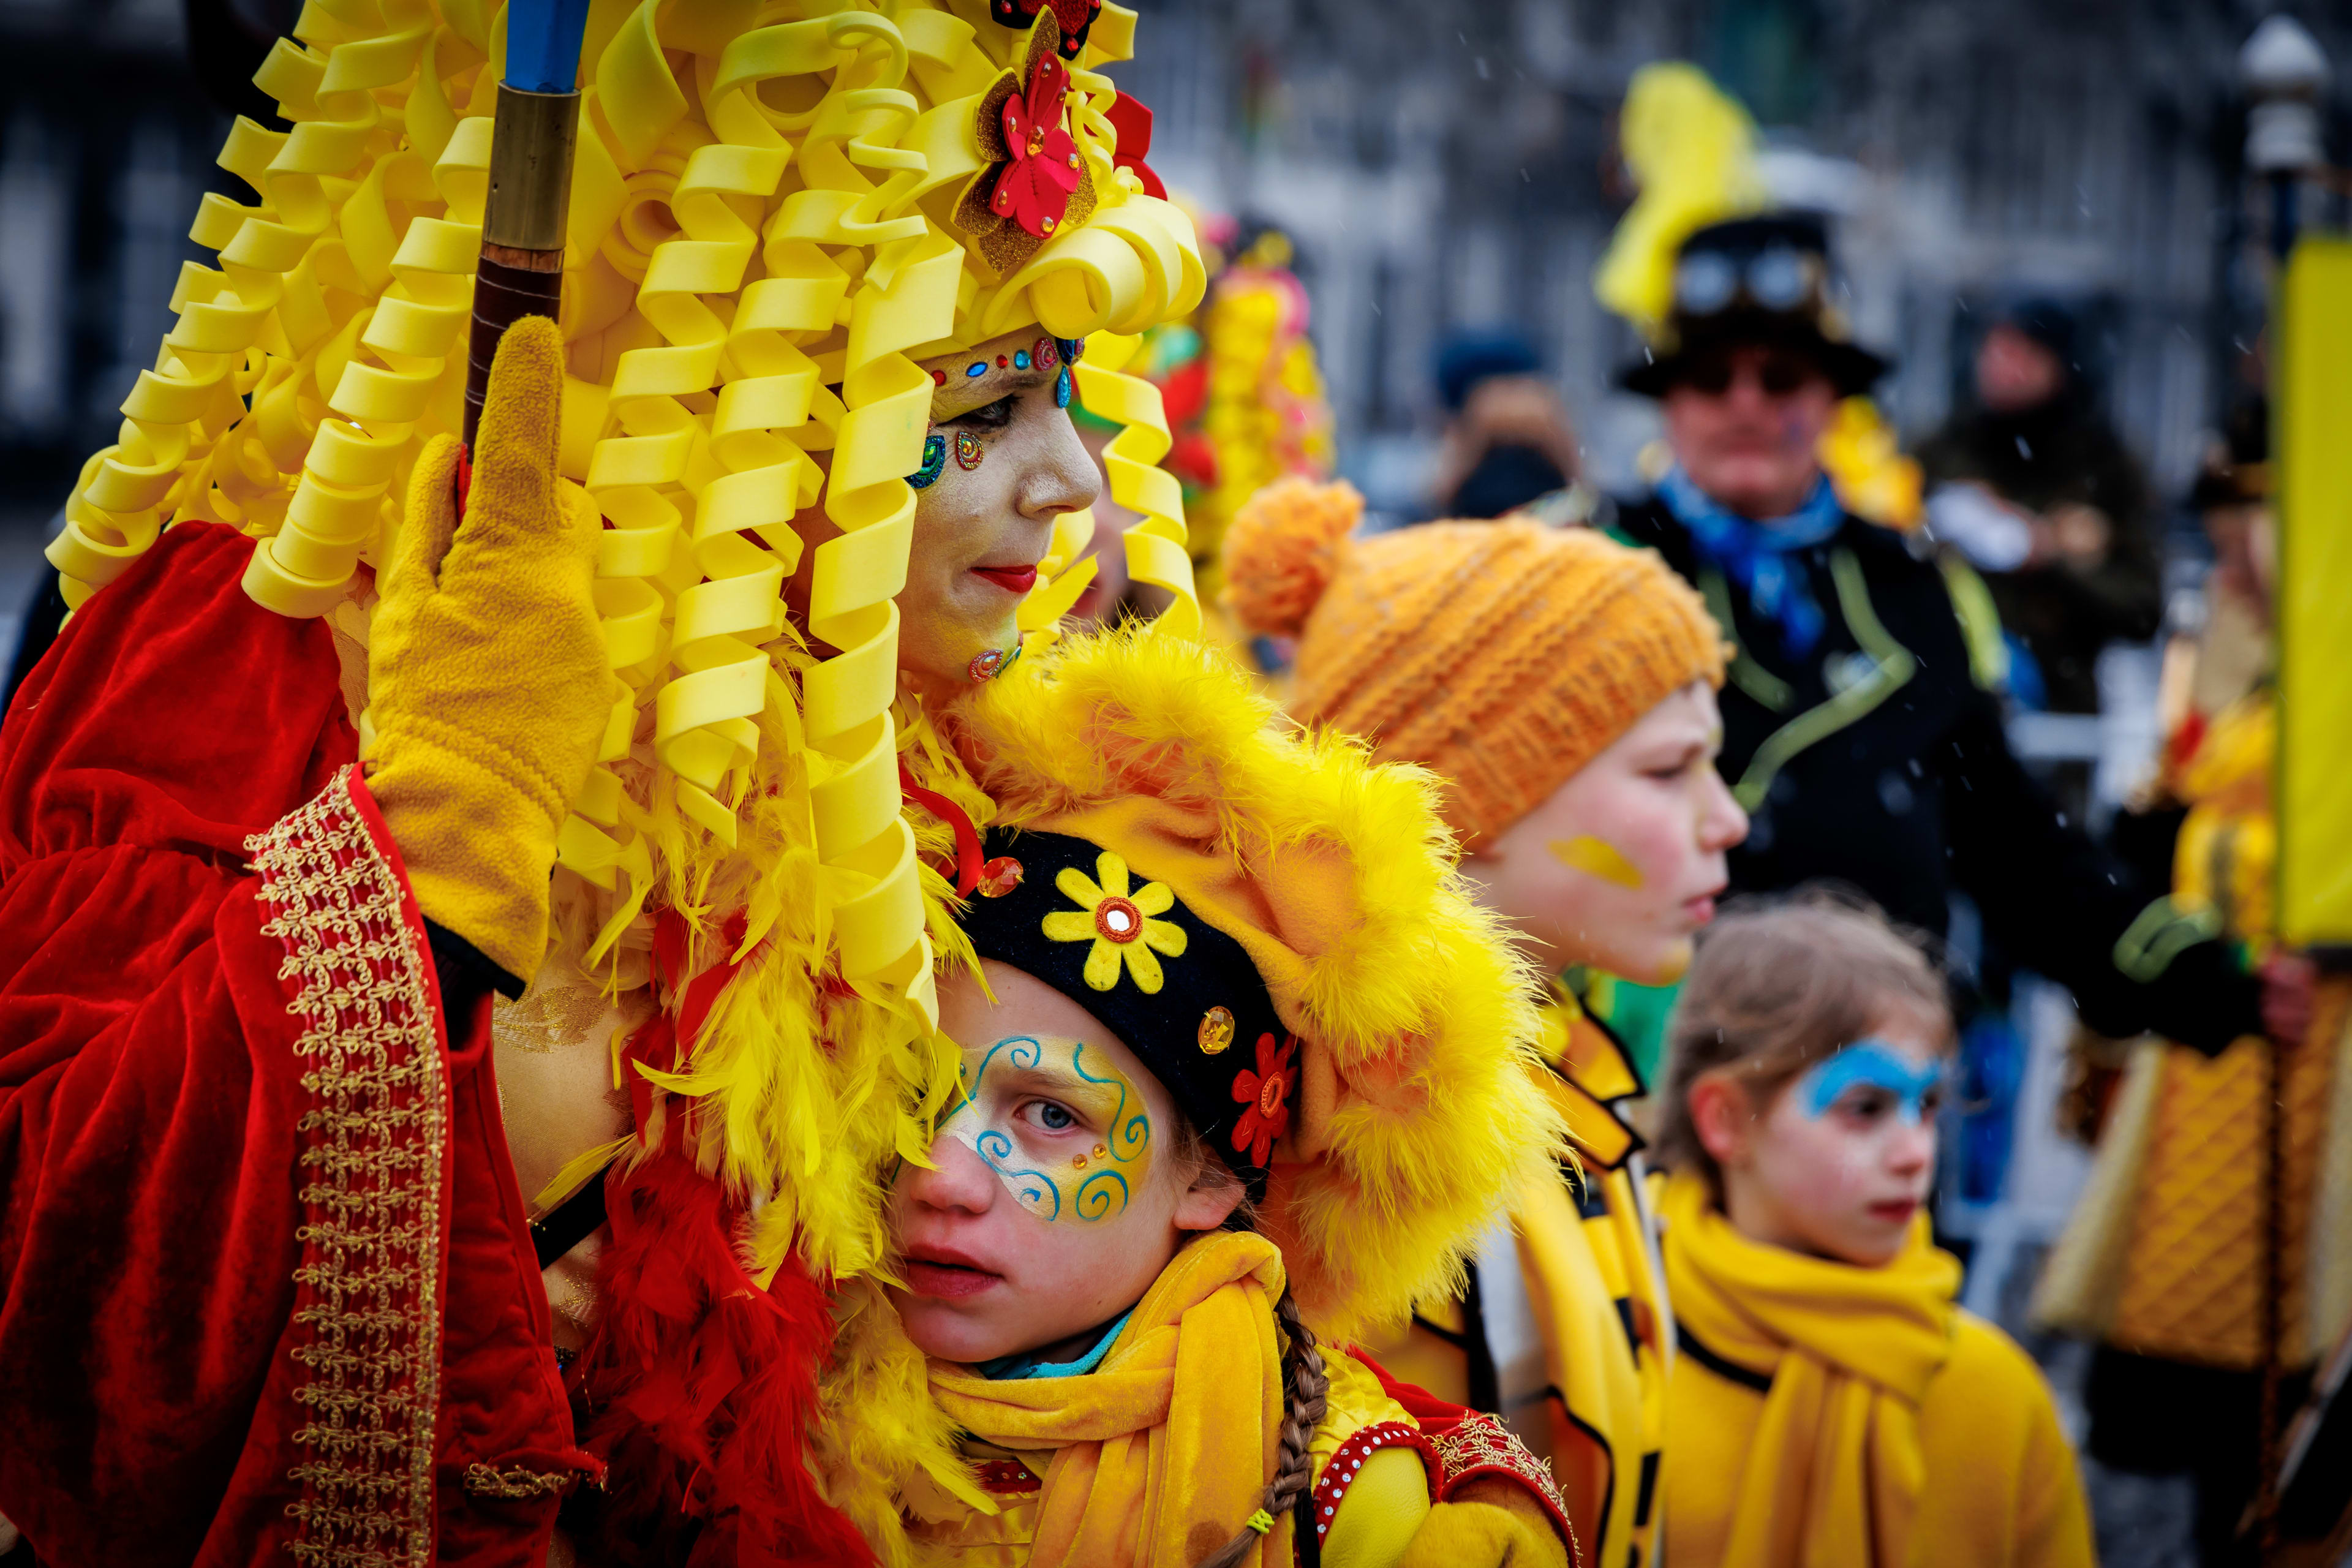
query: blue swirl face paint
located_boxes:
[938,1035,1155,1223]
[1796,1039,1944,1125]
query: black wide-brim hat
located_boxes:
[1616,213,1891,400]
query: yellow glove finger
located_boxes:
[389,432,464,612]
[443,314,571,586]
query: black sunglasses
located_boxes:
[1681,352,1823,398]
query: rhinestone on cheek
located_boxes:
[1198,1005,1235,1055]
[954,428,984,470]
[1094,895,1142,943]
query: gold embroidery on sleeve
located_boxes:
[249,768,448,1568]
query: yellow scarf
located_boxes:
[926,1231,1289,1568]
[1661,1172,1960,1568]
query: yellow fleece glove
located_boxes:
[1399,1500,1572,1568]
[368,315,617,982]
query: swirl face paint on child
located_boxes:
[939,1035,1155,1223]
[1796,1038,1946,1125]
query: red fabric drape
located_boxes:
[0,525,582,1565]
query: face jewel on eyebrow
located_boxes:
[929,351,1054,390]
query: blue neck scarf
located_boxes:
[1656,466,1845,660]
[976,1309,1134,1381]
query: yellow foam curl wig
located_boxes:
[51,0,1205,1546]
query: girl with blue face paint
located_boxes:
[1649,895,2095,1568]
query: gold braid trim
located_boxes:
[248,767,448,1568]
[1431,1412,1575,1558]
[461,1463,571,1501]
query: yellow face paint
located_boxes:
[1551,835,1645,890]
[939,1036,1155,1223]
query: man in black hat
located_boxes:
[1608,214,2280,1056]
[1918,300,2163,715]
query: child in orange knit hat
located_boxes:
[1223,478,1746,1568]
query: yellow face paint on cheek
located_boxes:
[938,1036,1155,1224]
[1551,834,1645,889]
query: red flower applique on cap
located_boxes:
[1230,1033,1298,1167]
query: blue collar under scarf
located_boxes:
[1656,465,1845,661]
[976,1310,1134,1381]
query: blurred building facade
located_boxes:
[2,0,2347,521]
[1110,0,2352,518]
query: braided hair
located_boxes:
[1193,1276,1328,1568]
[1163,1118,1331,1568]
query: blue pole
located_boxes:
[463,0,593,449]
[503,0,594,93]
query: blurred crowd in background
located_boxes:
[2,1,2351,1562]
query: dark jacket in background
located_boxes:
[1917,399,2165,713]
[1611,496,2256,1054]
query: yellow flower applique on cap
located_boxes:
[1042,851,1188,993]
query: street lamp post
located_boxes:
[2240,14,2331,261]
[2237,17,2329,1558]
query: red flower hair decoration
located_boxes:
[990,51,1081,238]
[1230,1033,1298,1169]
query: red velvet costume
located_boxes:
[0,524,592,1565]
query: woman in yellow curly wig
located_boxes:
[0,2,1204,1564]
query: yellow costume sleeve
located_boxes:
[1325,1447,1433,1568]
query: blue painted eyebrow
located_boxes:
[1796,1039,1944,1124]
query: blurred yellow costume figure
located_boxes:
[2033,395,2352,1557]
[45,0,1206,1555]
[1068,213,1333,638]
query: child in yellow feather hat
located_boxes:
[1221,476,1740,1568]
[888,626,1575,1567]
[1655,894,2092,1568]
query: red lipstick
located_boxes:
[971,565,1039,595]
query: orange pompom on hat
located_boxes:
[1223,479,1728,845]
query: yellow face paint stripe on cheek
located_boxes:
[1551,835,1645,889]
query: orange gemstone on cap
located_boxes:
[976,856,1024,898]
[1199,1006,1235,1055]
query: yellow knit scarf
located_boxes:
[926,1231,1291,1568]
[1660,1172,1959,1568]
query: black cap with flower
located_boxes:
[957,826,1296,1197]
